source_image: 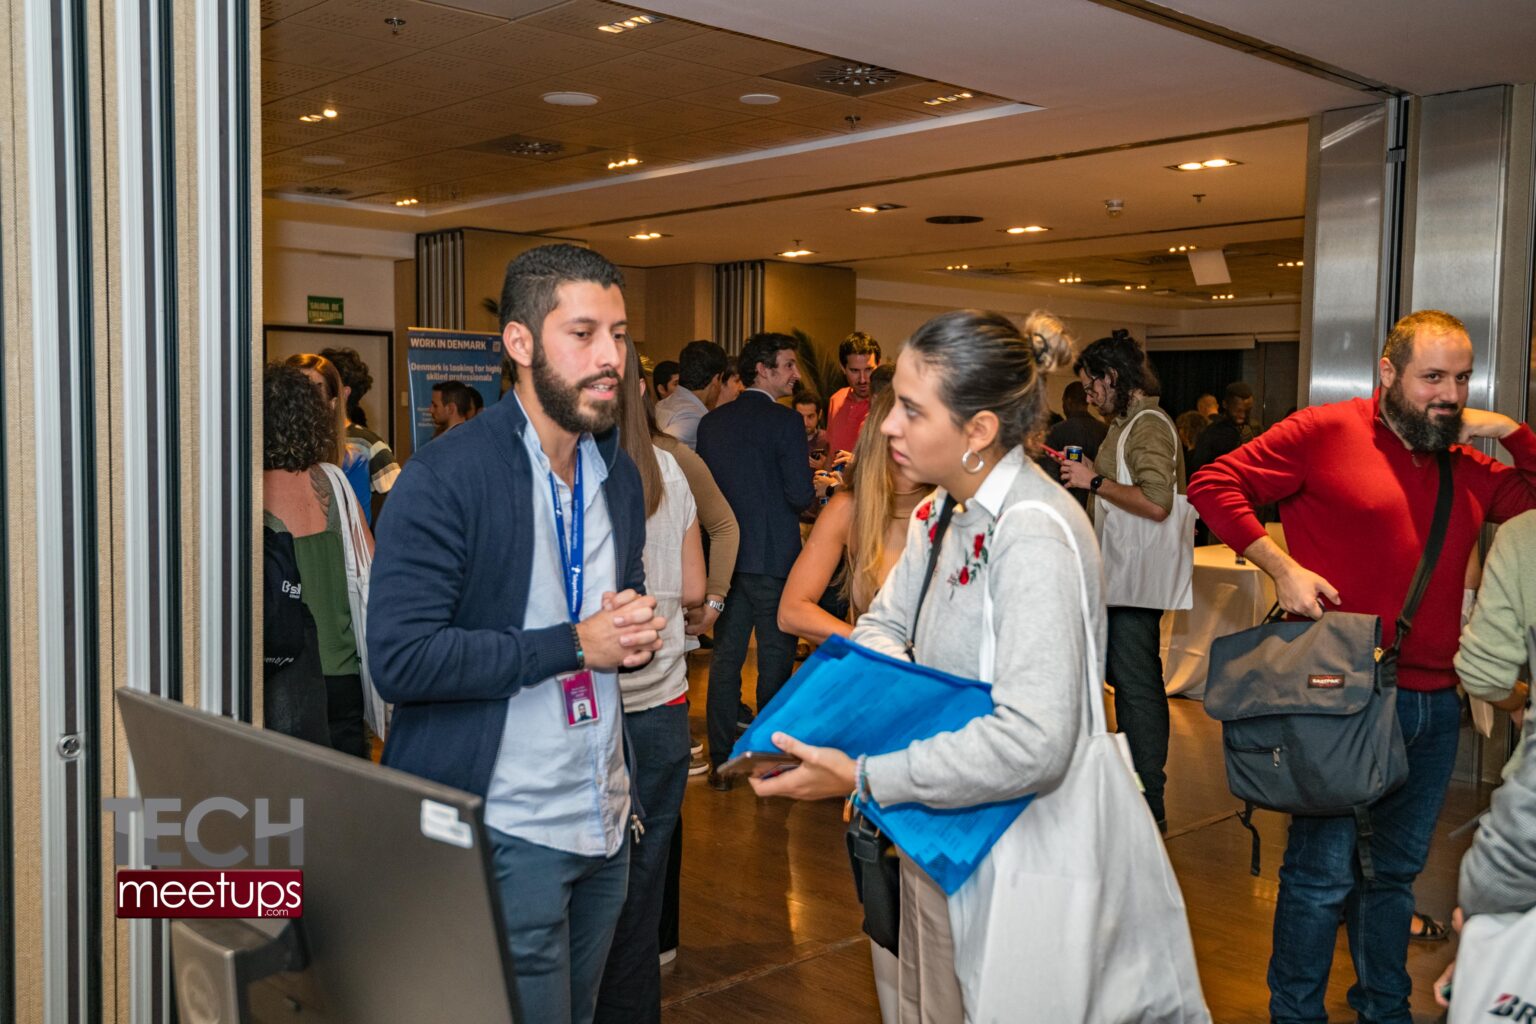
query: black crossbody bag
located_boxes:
[845,496,956,955]
[1204,450,1453,880]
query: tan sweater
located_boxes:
[1092,394,1185,517]
[655,432,739,598]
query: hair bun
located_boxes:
[1023,310,1075,375]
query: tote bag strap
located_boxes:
[982,501,1104,737]
[1112,407,1176,487]
[319,462,370,580]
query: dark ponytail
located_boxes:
[904,309,1074,453]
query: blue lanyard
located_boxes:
[548,454,584,622]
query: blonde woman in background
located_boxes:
[777,380,931,1021]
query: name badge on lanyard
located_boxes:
[551,455,598,727]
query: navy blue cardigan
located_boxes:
[367,395,647,798]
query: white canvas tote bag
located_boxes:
[947,498,1209,1024]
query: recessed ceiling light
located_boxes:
[607,156,642,170]
[394,197,419,207]
[298,114,324,123]
[739,92,781,105]
[1277,259,1304,268]
[1058,274,1082,284]
[302,155,346,166]
[945,263,970,270]
[1003,225,1050,234]
[597,12,661,33]
[322,108,338,118]
[628,231,668,240]
[777,247,816,258]
[1169,245,1198,253]
[923,90,974,107]
[543,91,600,107]
[1169,158,1243,172]
[1210,293,1235,300]
[849,202,904,214]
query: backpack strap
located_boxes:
[1353,805,1377,882]
[1236,801,1262,877]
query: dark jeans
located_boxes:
[1268,687,1460,1024]
[488,827,630,1024]
[1105,606,1168,823]
[707,571,795,766]
[324,673,368,758]
[595,702,691,1024]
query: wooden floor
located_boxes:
[662,648,1485,1023]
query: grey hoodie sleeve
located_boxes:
[1460,731,1536,918]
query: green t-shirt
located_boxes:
[264,497,359,678]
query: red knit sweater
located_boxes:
[1188,393,1536,691]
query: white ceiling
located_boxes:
[264,0,1536,307]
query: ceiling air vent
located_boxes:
[295,185,352,196]
[460,135,600,161]
[765,58,923,98]
[931,265,1023,278]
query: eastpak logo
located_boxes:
[1307,674,1344,689]
[1487,993,1536,1020]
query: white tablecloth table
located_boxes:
[1160,544,1277,698]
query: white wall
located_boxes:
[262,217,416,331]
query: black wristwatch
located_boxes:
[1089,475,1105,493]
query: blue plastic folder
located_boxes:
[731,635,1033,894]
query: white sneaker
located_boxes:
[690,740,703,757]
[659,948,678,966]
[688,754,709,776]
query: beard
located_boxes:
[1382,378,1462,452]
[530,340,620,436]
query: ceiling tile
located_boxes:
[673,76,835,115]
[260,0,327,19]
[292,76,468,117]
[260,22,419,73]
[348,118,511,149]
[688,118,842,149]
[535,117,674,147]
[594,97,753,132]
[442,21,630,74]
[263,119,332,150]
[770,100,935,132]
[262,59,349,99]
[647,33,822,75]
[262,96,396,130]
[577,50,741,96]
[362,50,542,94]
[630,134,761,162]
[281,134,425,166]
[430,93,581,133]
[492,76,652,114]
[285,0,507,49]
[516,0,709,50]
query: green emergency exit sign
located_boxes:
[307,295,344,325]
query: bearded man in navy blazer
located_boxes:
[696,332,819,788]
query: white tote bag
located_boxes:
[319,463,390,740]
[1448,906,1536,1024]
[1095,408,1197,611]
[947,500,1210,1024]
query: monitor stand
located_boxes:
[170,918,308,1024]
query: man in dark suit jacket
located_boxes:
[697,332,817,787]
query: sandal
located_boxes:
[1410,910,1450,942]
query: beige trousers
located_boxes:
[896,851,965,1024]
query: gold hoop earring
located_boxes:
[960,449,986,474]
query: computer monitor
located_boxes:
[116,689,517,1023]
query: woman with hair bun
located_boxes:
[751,310,1207,1021]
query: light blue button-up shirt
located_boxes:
[485,395,630,857]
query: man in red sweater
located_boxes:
[1189,309,1536,1024]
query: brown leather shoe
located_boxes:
[707,767,732,792]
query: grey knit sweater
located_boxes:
[853,447,1108,809]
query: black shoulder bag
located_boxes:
[1204,451,1453,880]
[845,495,956,954]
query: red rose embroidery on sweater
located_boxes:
[916,500,933,522]
[973,533,985,556]
[958,566,970,585]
